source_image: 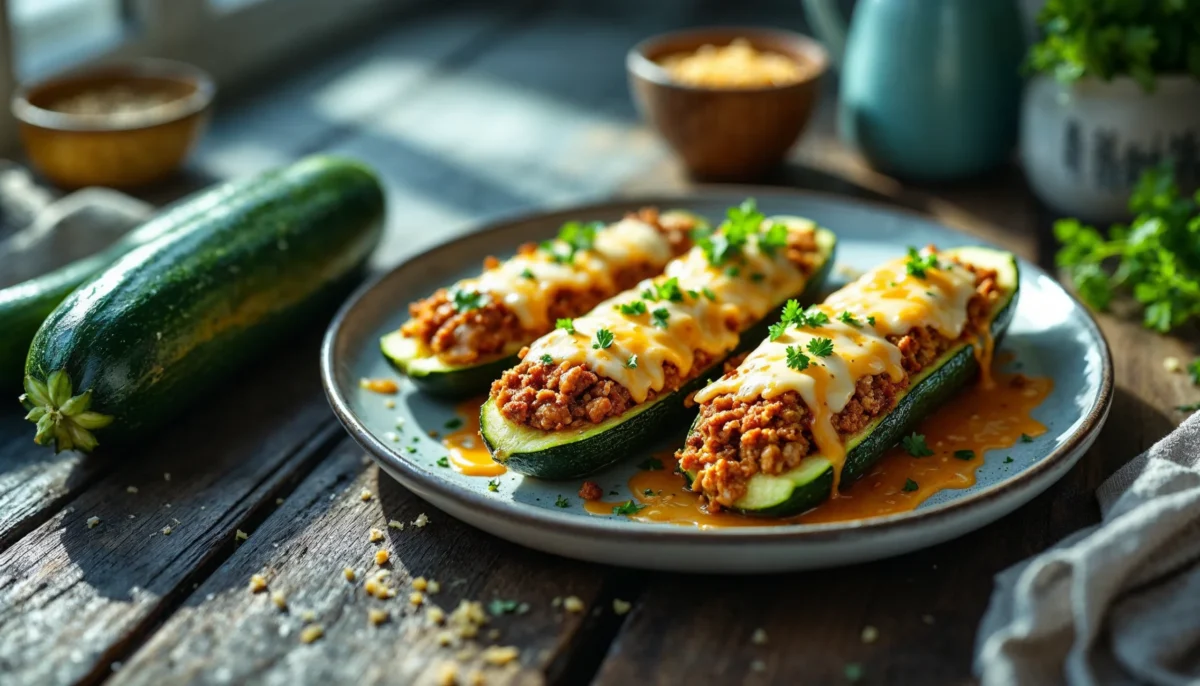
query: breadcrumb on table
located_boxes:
[161,526,173,536]
[861,625,878,644]
[481,645,520,667]
[563,596,584,613]
[436,662,458,686]
[375,549,390,566]
[249,574,268,593]
[428,606,446,624]
[344,567,357,582]
[126,486,138,494]
[86,516,101,529]
[271,590,287,611]
[612,599,632,615]
[413,513,430,527]
[751,628,768,645]
[410,591,425,606]
[368,608,390,626]
[412,576,428,591]
[369,528,385,543]
[360,488,373,502]
[299,624,324,644]
[388,519,405,530]
[427,580,441,594]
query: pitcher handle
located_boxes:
[801,0,847,68]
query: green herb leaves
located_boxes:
[612,500,645,516]
[902,478,919,492]
[1056,163,1200,333]
[451,287,485,312]
[696,198,794,270]
[954,449,976,461]
[554,495,570,508]
[785,346,811,371]
[905,247,939,279]
[619,300,647,316]
[540,354,554,365]
[651,307,671,329]
[806,337,834,358]
[901,432,934,457]
[21,370,113,453]
[625,354,638,369]
[838,311,861,327]
[556,318,576,335]
[542,220,602,264]
[593,329,614,350]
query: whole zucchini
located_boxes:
[20,156,385,453]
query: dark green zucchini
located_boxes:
[20,156,385,453]
[480,227,838,480]
[685,246,1020,516]
[382,210,708,399]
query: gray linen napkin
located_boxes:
[974,412,1200,685]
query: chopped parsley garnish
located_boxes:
[725,265,741,277]
[444,417,463,430]
[651,307,671,329]
[867,315,877,326]
[541,220,601,264]
[1177,401,1200,412]
[487,480,499,492]
[702,287,717,301]
[554,495,569,508]
[750,272,766,283]
[1189,359,1200,385]
[687,289,700,299]
[1004,456,1014,464]
[697,199,762,267]
[655,277,684,302]
[625,354,638,369]
[780,299,804,325]
[838,311,861,327]
[638,457,663,471]
[785,346,810,371]
[643,488,654,496]
[901,432,934,457]
[612,500,645,516]
[555,318,576,335]
[759,222,789,256]
[488,599,520,615]
[803,309,830,327]
[1020,433,1034,443]
[905,246,939,278]
[768,321,788,342]
[954,449,976,461]
[902,478,919,492]
[406,446,417,453]
[451,288,485,312]
[619,300,647,316]
[436,456,450,468]
[520,268,536,280]
[806,337,835,357]
[641,286,658,301]
[593,329,615,350]
[540,354,554,364]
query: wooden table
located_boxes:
[1,2,1191,684]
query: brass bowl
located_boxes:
[627,27,828,181]
[12,59,215,189]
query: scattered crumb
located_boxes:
[428,606,446,624]
[126,486,138,494]
[413,576,428,591]
[861,625,878,644]
[87,516,101,529]
[481,645,521,667]
[466,669,485,686]
[448,600,488,639]
[487,628,501,641]
[375,549,390,566]
[300,610,317,623]
[249,574,268,593]
[413,513,430,528]
[427,580,441,594]
[516,602,530,615]
[384,399,396,409]
[368,608,390,626]
[275,497,284,505]
[385,432,399,442]
[235,529,248,541]
[578,481,602,501]
[436,662,458,686]
[163,472,171,481]
[551,597,562,608]
[563,596,584,613]
[751,659,766,672]
[751,628,768,645]
[922,614,935,625]
[360,489,373,502]
[161,525,173,536]
[1164,356,1182,373]
[436,630,455,646]
[410,591,425,606]
[368,528,385,543]
[388,519,404,530]
[612,599,632,615]
[344,567,357,582]
[428,430,439,438]
[271,590,287,611]
[299,624,324,644]
[164,503,171,509]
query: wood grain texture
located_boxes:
[111,438,626,686]
[0,341,339,686]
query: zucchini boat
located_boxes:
[480,201,837,479]
[382,209,703,398]
[677,246,1018,516]
[20,156,385,453]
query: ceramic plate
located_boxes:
[321,190,1113,573]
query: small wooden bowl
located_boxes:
[627,27,828,181]
[12,59,215,189]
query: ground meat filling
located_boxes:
[400,208,695,366]
[679,263,1001,509]
[489,233,824,431]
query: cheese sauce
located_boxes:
[441,396,506,477]
[524,218,816,403]
[585,369,1053,526]
[693,250,983,489]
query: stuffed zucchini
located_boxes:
[677,245,1018,516]
[480,200,837,479]
[382,208,701,397]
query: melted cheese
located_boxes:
[693,250,984,490]
[523,218,816,403]
[456,217,674,333]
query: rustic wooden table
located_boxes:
[0,2,1190,684]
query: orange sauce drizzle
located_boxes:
[585,367,1053,528]
[360,378,399,394]
[441,396,506,477]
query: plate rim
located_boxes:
[321,187,1115,544]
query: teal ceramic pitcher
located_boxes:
[802,0,1025,181]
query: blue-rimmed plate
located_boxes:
[321,190,1113,573]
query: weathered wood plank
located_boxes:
[0,338,341,686]
[111,438,623,686]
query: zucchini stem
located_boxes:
[20,370,113,453]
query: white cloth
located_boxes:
[975,412,1200,685]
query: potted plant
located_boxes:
[1020,0,1200,223]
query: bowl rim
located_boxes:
[627,25,829,94]
[12,57,216,133]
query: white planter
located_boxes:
[1020,74,1200,223]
